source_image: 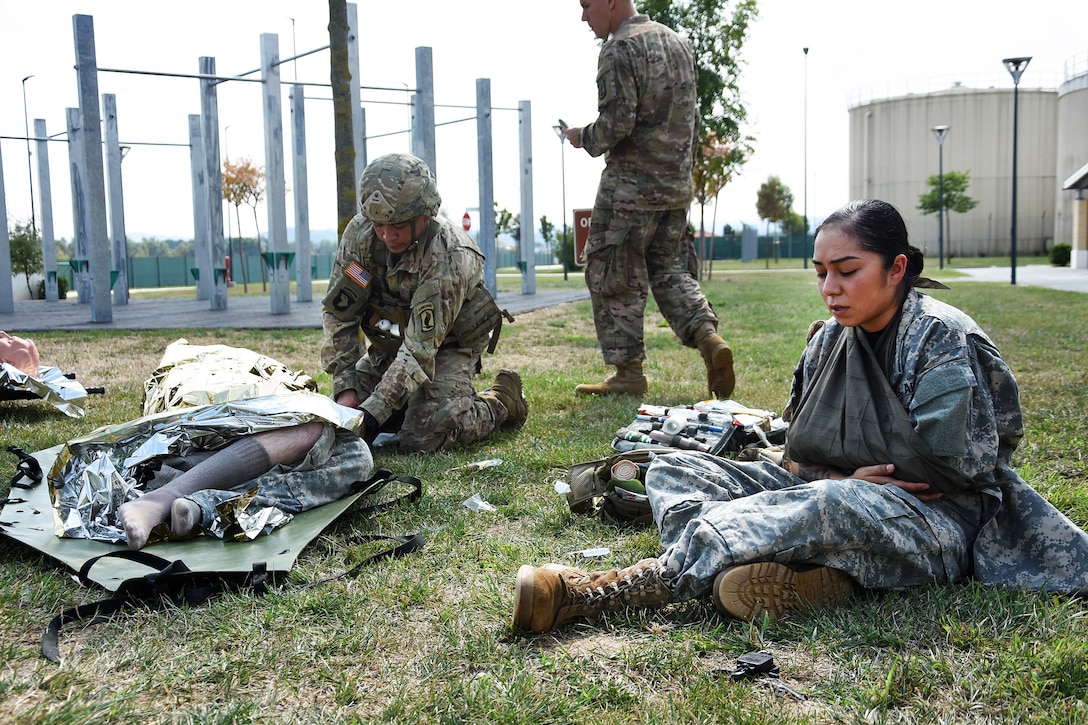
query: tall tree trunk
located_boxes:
[329,0,356,240]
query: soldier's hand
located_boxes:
[856,463,943,502]
[335,389,361,409]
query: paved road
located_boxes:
[1,286,591,332]
[950,264,1088,293]
[3,264,1086,332]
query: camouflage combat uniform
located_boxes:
[578,14,718,366]
[646,288,1088,600]
[321,214,508,452]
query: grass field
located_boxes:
[1,269,1086,723]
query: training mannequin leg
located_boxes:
[118,422,324,550]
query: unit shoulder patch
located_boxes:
[417,302,436,336]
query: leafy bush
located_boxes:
[36,274,70,300]
[1049,243,1072,267]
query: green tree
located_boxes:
[53,237,73,260]
[223,157,266,291]
[540,213,575,272]
[172,240,195,258]
[643,0,758,188]
[137,238,171,258]
[9,220,42,298]
[693,131,748,274]
[539,215,556,261]
[782,209,808,257]
[917,170,979,258]
[756,176,794,264]
[495,204,519,242]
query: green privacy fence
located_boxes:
[55,237,812,290]
[58,250,561,290]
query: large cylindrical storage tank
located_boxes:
[1055,52,1088,245]
[849,84,1057,259]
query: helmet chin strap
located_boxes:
[409,216,431,243]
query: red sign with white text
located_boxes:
[573,209,591,267]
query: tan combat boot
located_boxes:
[480,369,528,427]
[699,333,735,399]
[512,558,671,632]
[712,562,853,621]
[573,362,649,396]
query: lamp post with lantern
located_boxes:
[551,123,569,281]
[931,124,950,269]
[1002,56,1031,285]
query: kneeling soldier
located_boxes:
[321,153,527,452]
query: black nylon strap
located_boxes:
[6,445,43,489]
[303,532,425,589]
[43,552,270,663]
[40,471,423,663]
[349,469,423,516]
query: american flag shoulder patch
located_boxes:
[345,261,372,288]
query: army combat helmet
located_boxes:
[358,153,442,224]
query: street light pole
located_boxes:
[552,124,569,281]
[1003,56,1031,286]
[802,47,809,270]
[932,125,949,270]
[21,75,36,238]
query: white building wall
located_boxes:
[849,86,1057,258]
[1055,60,1088,245]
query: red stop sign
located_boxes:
[462,212,471,231]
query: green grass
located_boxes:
[2,271,1086,723]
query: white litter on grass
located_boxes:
[462,493,497,512]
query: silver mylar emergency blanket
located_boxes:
[0,363,89,418]
[47,340,364,544]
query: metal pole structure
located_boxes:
[103,93,129,304]
[73,15,113,323]
[518,100,536,295]
[932,125,949,270]
[552,124,569,281]
[289,17,298,81]
[223,123,233,263]
[1003,56,1031,286]
[347,3,365,185]
[476,78,496,297]
[21,75,36,238]
[35,118,58,301]
[291,83,313,303]
[199,55,228,310]
[188,115,211,301]
[260,32,290,315]
[415,47,436,179]
[0,141,13,313]
[802,47,808,269]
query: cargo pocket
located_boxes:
[585,228,631,297]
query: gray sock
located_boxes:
[170,498,203,538]
[120,436,273,549]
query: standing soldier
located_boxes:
[321,153,527,452]
[561,0,735,398]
